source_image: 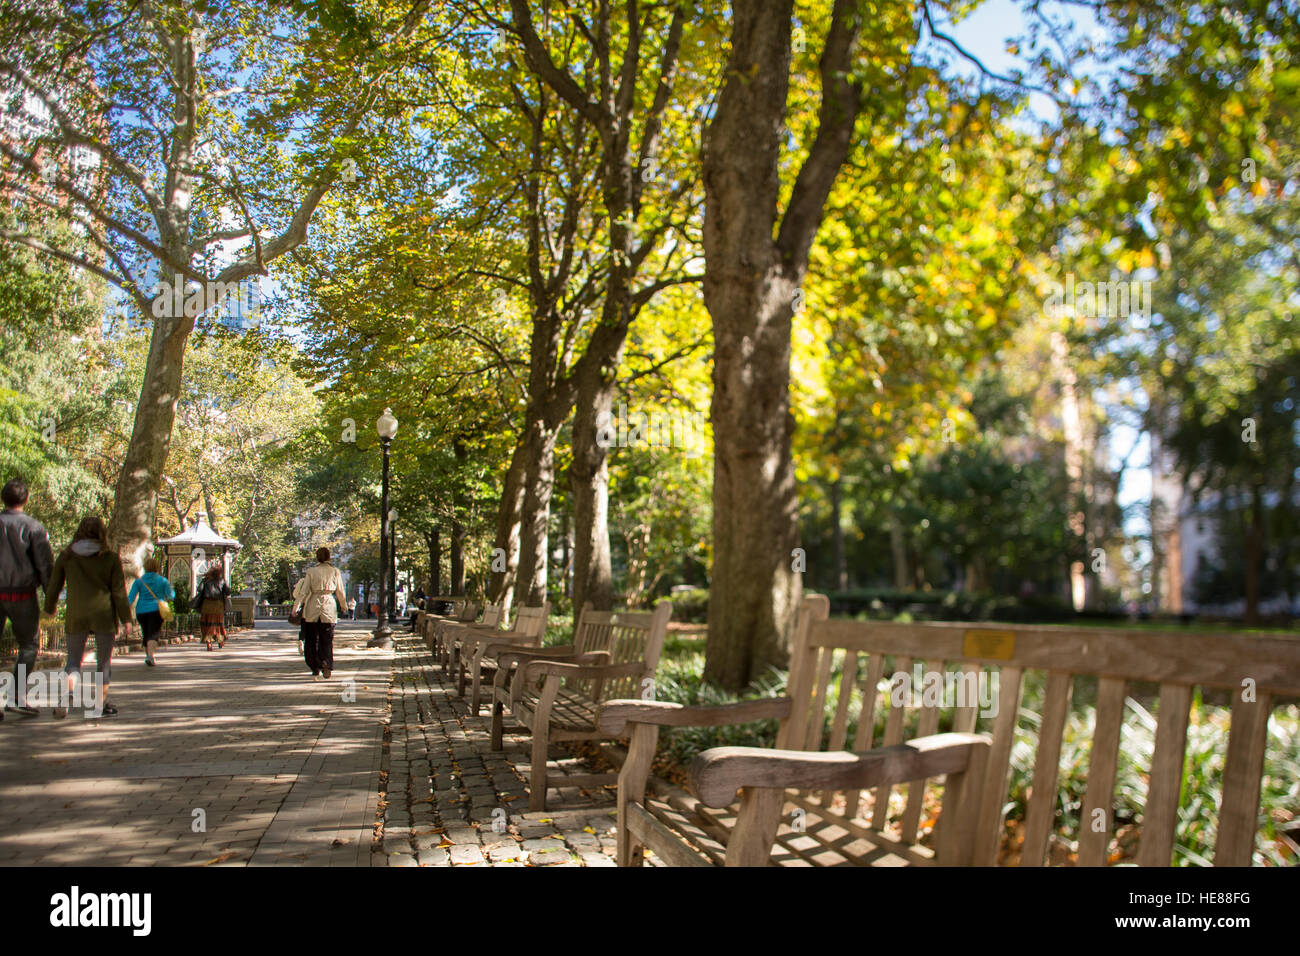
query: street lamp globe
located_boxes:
[377,407,399,440]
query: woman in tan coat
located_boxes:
[291,547,347,680]
[43,516,130,717]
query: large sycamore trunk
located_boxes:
[704,274,802,689]
[700,0,861,691]
[515,416,559,607]
[489,442,527,613]
[108,302,195,577]
[570,367,616,613]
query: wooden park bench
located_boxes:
[420,600,482,660]
[438,602,504,672]
[597,594,1300,866]
[490,600,672,811]
[455,603,551,713]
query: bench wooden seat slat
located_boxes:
[1215,691,1275,866]
[1137,682,1194,866]
[1077,675,1127,866]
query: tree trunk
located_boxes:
[1244,483,1264,625]
[428,527,441,596]
[451,516,465,596]
[830,478,846,591]
[489,440,527,611]
[570,362,616,612]
[700,0,863,691]
[515,415,559,607]
[108,301,195,577]
[889,511,909,590]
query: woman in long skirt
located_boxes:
[197,564,230,650]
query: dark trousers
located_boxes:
[138,610,162,643]
[2,596,40,694]
[303,620,334,674]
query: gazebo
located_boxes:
[157,515,242,599]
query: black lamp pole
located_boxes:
[389,517,398,619]
[369,434,393,647]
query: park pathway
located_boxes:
[0,620,389,866]
[0,618,629,866]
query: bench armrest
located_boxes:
[468,631,539,658]
[524,659,642,683]
[596,697,793,735]
[689,733,990,808]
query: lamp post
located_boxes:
[368,408,398,648]
[388,508,398,622]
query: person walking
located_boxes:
[0,478,54,719]
[43,516,130,718]
[291,547,347,680]
[128,558,174,666]
[348,596,357,621]
[197,565,231,650]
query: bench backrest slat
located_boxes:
[1136,682,1195,867]
[510,603,549,640]
[1077,675,1128,866]
[1214,691,1275,865]
[1020,670,1075,866]
[480,603,503,628]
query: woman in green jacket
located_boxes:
[43,516,130,717]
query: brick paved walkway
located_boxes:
[0,619,631,867]
[375,628,624,867]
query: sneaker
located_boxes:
[102,703,118,717]
[52,707,67,719]
[322,668,332,679]
[146,657,156,667]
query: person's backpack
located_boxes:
[201,577,225,601]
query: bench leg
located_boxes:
[529,722,550,812]
[617,723,658,867]
[457,656,468,698]
[470,659,484,714]
[490,698,505,750]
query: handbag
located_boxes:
[288,606,303,626]
[141,578,174,623]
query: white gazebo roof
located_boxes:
[158,516,242,551]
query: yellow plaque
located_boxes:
[963,629,1016,660]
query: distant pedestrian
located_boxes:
[128,558,174,666]
[0,478,55,719]
[197,565,230,650]
[43,516,130,717]
[348,597,357,621]
[291,547,347,680]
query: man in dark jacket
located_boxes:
[0,478,54,718]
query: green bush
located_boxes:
[666,587,708,624]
